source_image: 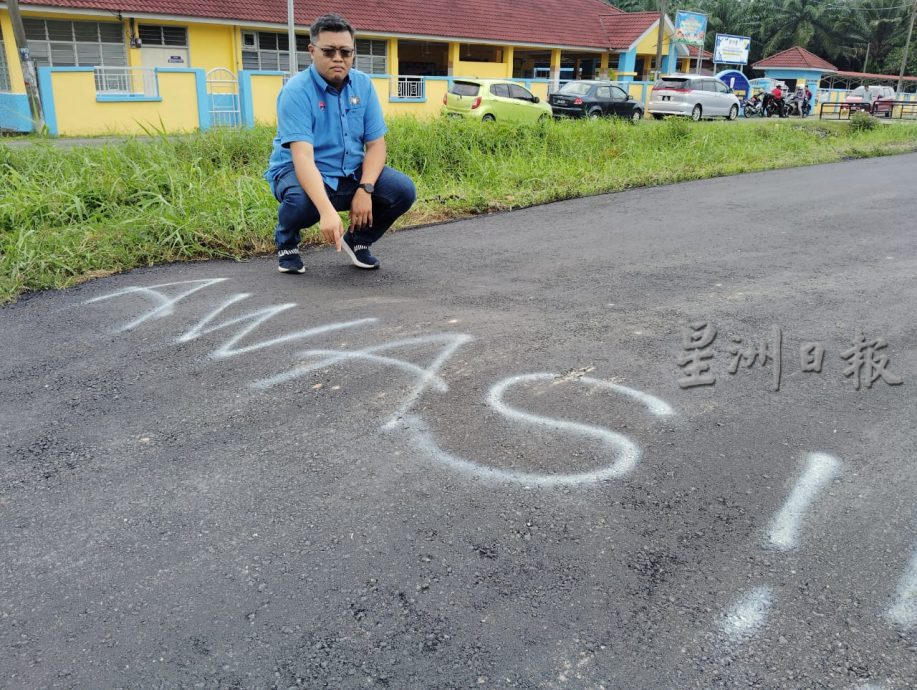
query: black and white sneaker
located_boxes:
[342,232,380,269]
[277,248,305,274]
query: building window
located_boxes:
[23,18,126,67]
[513,49,552,79]
[397,40,448,77]
[241,31,311,72]
[355,39,386,74]
[460,43,503,63]
[0,26,11,92]
[138,25,188,47]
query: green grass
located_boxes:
[2,116,917,303]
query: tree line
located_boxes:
[611,0,917,76]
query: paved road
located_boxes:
[2,154,916,689]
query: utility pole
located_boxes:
[653,0,667,82]
[898,0,917,94]
[7,0,44,130]
[287,0,298,73]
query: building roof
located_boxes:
[752,46,837,72]
[685,45,712,59]
[835,70,917,83]
[20,0,652,51]
[600,11,658,50]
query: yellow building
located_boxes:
[0,0,690,135]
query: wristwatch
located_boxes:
[358,182,375,194]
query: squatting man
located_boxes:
[265,13,416,273]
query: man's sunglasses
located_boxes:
[314,46,355,59]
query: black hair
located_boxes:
[309,14,355,44]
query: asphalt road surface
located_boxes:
[2,154,916,689]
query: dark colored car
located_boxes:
[549,80,644,123]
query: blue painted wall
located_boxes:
[0,93,33,132]
[618,49,637,83]
[37,66,58,135]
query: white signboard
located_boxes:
[714,34,751,65]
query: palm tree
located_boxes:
[696,0,752,40]
[602,0,916,79]
[694,0,759,58]
[868,0,913,72]
[748,0,845,60]
[606,0,658,11]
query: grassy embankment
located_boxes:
[2,114,916,303]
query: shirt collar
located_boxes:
[308,64,351,94]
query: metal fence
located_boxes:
[94,67,158,98]
[206,68,241,127]
[819,100,917,120]
[889,101,917,119]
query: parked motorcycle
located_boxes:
[742,93,764,117]
[789,99,812,117]
[763,96,789,118]
[783,99,804,117]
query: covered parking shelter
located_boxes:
[817,69,917,115]
[822,70,917,94]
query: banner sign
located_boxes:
[673,11,708,48]
[714,34,752,65]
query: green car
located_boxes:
[442,78,552,124]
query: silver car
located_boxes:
[649,75,741,121]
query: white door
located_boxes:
[714,80,733,115]
[140,46,190,69]
[703,80,721,115]
[697,80,715,115]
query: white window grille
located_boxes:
[241,31,311,72]
[0,27,11,92]
[355,39,387,74]
[94,66,158,97]
[393,76,424,100]
[23,18,126,68]
[138,25,188,47]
